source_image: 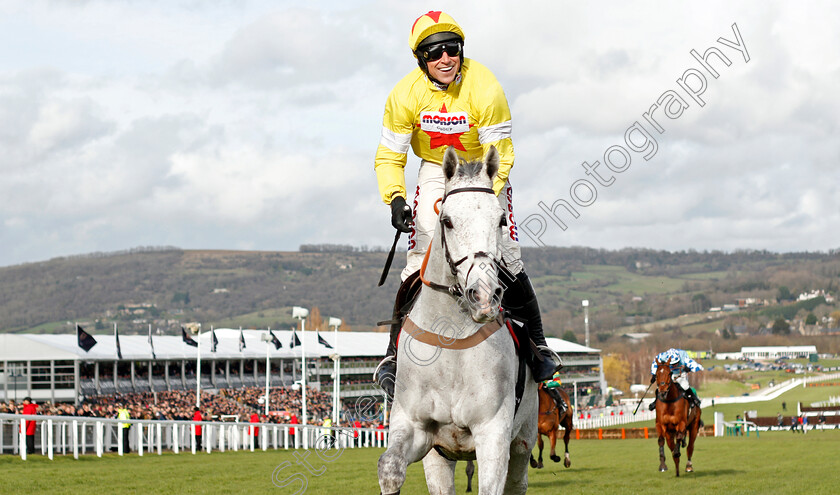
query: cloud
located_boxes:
[2,0,840,267]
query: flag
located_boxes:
[77,324,97,352]
[317,331,333,349]
[290,331,301,349]
[211,328,219,353]
[269,330,282,350]
[239,327,246,352]
[182,326,198,347]
[148,325,157,359]
[114,324,123,359]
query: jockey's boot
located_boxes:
[373,271,422,399]
[685,387,702,408]
[545,386,567,416]
[501,271,561,382]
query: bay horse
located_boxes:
[529,384,573,469]
[654,361,701,476]
[378,146,539,495]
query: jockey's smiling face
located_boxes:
[427,48,460,85]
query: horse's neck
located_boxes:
[410,233,482,337]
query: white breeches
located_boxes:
[673,372,690,390]
[401,160,524,281]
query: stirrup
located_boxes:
[373,355,396,382]
[537,345,563,370]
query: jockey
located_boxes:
[543,372,568,416]
[649,348,703,410]
[373,11,560,398]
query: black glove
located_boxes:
[390,196,413,233]
[650,375,656,385]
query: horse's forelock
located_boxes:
[456,160,484,179]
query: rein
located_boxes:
[419,186,512,298]
[656,381,686,404]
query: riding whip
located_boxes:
[633,381,655,415]
[378,230,402,286]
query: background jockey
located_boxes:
[649,348,703,410]
[373,10,560,398]
[543,372,567,416]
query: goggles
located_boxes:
[419,41,462,62]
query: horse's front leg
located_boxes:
[657,425,667,472]
[379,421,432,495]
[504,437,532,495]
[562,425,572,468]
[422,448,457,495]
[473,425,512,495]
[532,433,544,469]
[665,428,681,477]
[548,428,561,463]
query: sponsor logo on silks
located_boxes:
[419,112,469,134]
[506,186,518,241]
[417,103,473,151]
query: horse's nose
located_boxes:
[491,286,502,307]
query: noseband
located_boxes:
[420,186,513,299]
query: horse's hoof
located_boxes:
[529,457,538,469]
[660,467,667,472]
[550,455,561,463]
[564,459,571,468]
[686,466,693,473]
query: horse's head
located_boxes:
[438,145,505,323]
[655,360,672,396]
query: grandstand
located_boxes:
[0,329,604,410]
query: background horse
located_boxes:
[378,146,538,495]
[529,384,573,469]
[654,361,701,476]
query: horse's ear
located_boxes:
[443,146,459,180]
[484,145,499,180]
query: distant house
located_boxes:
[740,345,817,360]
[621,332,651,343]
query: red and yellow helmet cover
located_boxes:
[409,11,465,52]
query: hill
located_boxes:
[0,246,837,342]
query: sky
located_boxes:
[2,0,838,267]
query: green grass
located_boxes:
[2,432,839,494]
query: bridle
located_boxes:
[419,186,513,299]
[656,364,685,404]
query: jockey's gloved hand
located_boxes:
[390,196,414,233]
[650,375,656,384]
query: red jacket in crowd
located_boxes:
[22,402,38,435]
[250,413,260,436]
[290,414,298,434]
[193,410,203,435]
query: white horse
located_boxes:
[378,146,538,495]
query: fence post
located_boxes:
[19,418,26,461]
[597,428,603,440]
[47,419,54,460]
[138,423,144,457]
[73,420,79,459]
[157,423,163,455]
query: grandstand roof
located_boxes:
[0,329,599,362]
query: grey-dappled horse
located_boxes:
[378,146,538,494]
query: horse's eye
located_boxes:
[442,218,454,229]
[500,216,508,227]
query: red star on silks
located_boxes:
[418,103,473,151]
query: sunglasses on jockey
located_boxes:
[419,41,462,62]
